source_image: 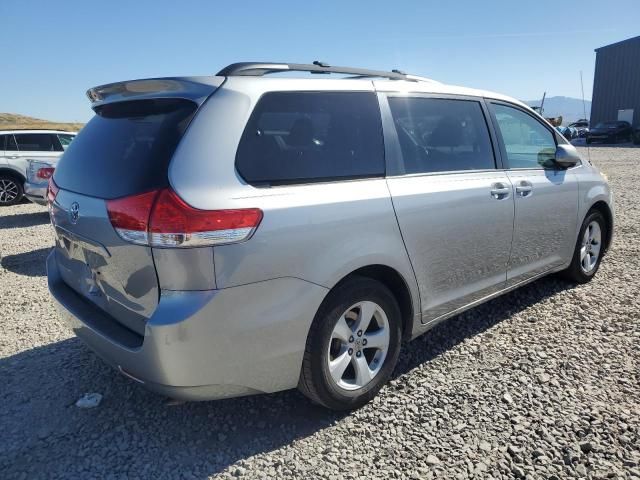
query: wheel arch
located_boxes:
[329,264,417,341]
[0,167,26,183]
[589,200,613,253]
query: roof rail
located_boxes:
[216,61,419,82]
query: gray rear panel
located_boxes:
[49,77,225,334]
[51,190,158,336]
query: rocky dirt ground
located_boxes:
[0,147,638,479]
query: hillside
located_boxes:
[524,96,591,124]
[0,113,84,132]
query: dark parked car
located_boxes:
[586,121,632,144]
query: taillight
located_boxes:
[149,189,263,247]
[106,190,159,245]
[106,188,263,248]
[37,167,55,180]
[47,177,59,205]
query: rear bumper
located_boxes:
[24,182,48,205]
[47,251,328,400]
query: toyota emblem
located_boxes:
[69,202,80,224]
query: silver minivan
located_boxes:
[47,62,614,410]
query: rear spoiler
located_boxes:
[86,76,225,110]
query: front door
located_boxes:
[382,94,514,322]
[489,102,579,286]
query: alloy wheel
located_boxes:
[327,301,390,391]
[0,179,19,204]
[580,220,602,273]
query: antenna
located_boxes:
[580,70,591,164]
[580,71,588,120]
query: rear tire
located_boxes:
[0,175,24,206]
[561,210,606,283]
[298,276,402,410]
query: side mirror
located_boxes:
[554,144,580,169]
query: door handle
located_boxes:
[490,183,511,199]
[515,181,533,197]
[7,156,19,159]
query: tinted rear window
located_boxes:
[14,133,61,152]
[53,99,197,199]
[236,92,384,185]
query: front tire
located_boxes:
[561,210,606,283]
[298,276,402,410]
[0,175,24,206]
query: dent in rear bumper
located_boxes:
[24,183,47,205]
[47,251,328,399]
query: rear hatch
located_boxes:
[49,78,221,335]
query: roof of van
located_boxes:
[86,61,530,113]
[371,79,529,108]
[214,61,530,109]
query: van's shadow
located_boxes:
[0,275,574,477]
[1,247,51,276]
[0,211,49,230]
[393,275,573,378]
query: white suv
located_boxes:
[0,130,76,205]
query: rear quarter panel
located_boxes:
[211,179,416,292]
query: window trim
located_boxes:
[234,90,386,187]
[486,100,569,171]
[57,133,75,150]
[380,92,503,178]
[52,134,64,152]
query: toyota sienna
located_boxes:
[47,62,614,410]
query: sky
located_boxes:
[1,0,638,122]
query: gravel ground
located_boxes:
[1,146,638,480]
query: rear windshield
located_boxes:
[54,98,197,199]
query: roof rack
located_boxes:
[216,61,419,82]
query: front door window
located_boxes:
[492,104,556,169]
